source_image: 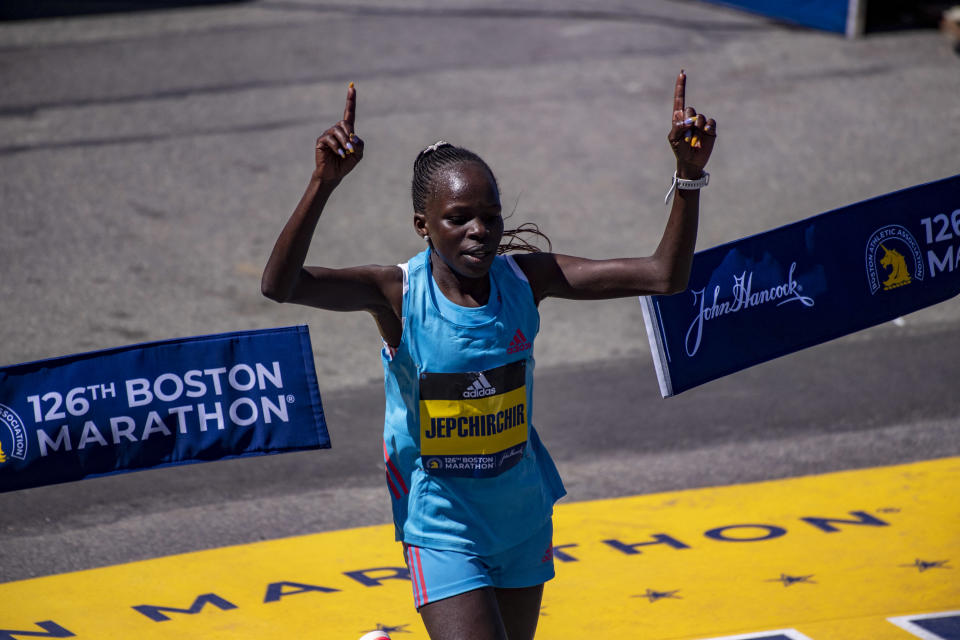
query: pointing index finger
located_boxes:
[673,70,686,117]
[343,82,356,130]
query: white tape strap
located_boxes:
[398,262,409,294]
[664,170,709,205]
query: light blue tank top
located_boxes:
[381,248,566,554]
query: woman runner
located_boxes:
[262,72,716,640]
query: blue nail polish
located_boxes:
[337,149,346,158]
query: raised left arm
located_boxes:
[516,70,716,302]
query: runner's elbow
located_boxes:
[662,274,690,295]
[260,276,291,303]
[648,269,690,296]
[634,257,689,295]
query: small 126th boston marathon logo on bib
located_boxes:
[865,225,924,294]
[0,402,29,466]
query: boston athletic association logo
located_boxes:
[865,225,924,294]
[0,402,29,466]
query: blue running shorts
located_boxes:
[403,519,555,609]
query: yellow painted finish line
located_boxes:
[2,458,958,639]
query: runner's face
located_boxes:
[423,163,503,278]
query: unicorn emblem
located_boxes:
[880,244,912,290]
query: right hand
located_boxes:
[314,83,364,183]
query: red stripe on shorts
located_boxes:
[414,546,428,606]
[407,546,422,607]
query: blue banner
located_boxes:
[642,175,960,397]
[0,326,329,492]
[700,0,850,34]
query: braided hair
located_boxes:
[412,141,551,254]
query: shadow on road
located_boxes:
[4,0,953,39]
[1,0,251,21]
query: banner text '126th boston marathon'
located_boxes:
[641,174,960,397]
[0,326,329,492]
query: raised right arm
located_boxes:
[261,84,403,338]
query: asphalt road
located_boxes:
[1,0,958,583]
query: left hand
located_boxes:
[668,71,717,179]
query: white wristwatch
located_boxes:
[664,170,709,204]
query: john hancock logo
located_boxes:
[0,402,29,466]
[865,225,924,294]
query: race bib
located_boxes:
[418,360,527,478]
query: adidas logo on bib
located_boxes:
[507,329,531,354]
[463,373,496,398]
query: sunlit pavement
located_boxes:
[3,457,957,639]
